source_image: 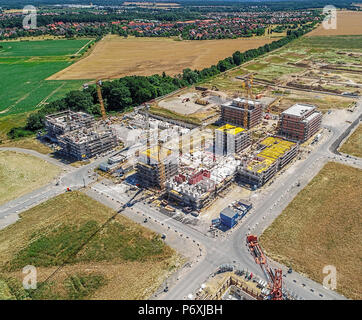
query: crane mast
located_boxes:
[96,79,107,121]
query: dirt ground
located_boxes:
[260,162,362,300]
[307,11,362,36]
[48,35,279,80]
[200,184,251,221]
[0,150,60,205]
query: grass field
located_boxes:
[292,35,362,50]
[339,125,362,158]
[307,11,362,36]
[260,162,362,300]
[0,39,93,117]
[0,150,60,205]
[48,35,279,80]
[0,191,182,300]
[0,137,52,154]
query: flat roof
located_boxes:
[304,111,321,123]
[220,207,238,218]
[282,104,316,117]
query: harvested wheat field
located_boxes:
[0,150,60,205]
[339,124,362,158]
[307,10,362,36]
[48,35,278,80]
[260,162,362,300]
[0,192,183,300]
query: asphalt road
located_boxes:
[0,148,121,229]
[0,100,360,299]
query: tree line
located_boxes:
[9,24,315,139]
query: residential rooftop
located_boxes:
[281,103,316,117]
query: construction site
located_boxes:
[193,234,294,300]
[132,74,322,226]
[44,110,119,161]
[278,103,323,142]
[237,136,299,188]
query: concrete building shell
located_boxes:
[221,98,263,129]
[215,124,251,156]
[237,137,299,188]
[278,103,322,142]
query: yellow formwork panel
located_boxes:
[217,124,245,135]
[141,146,172,161]
[248,137,296,173]
[217,124,236,132]
[227,127,245,135]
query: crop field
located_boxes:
[260,162,362,300]
[339,124,362,158]
[0,192,182,300]
[0,39,92,117]
[48,35,279,80]
[307,11,362,36]
[0,150,60,205]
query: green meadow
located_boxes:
[0,39,92,118]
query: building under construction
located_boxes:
[221,98,263,129]
[136,146,179,189]
[215,124,251,156]
[45,110,95,140]
[166,156,240,210]
[237,137,299,188]
[44,111,118,160]
[278,104,322,142]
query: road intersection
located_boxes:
[0,100,360,300]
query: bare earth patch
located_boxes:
[260,162,362,300]
[48,35,278,80]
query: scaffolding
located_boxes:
[221,98,263,129]
[278,104,322,142]
[237,137,299,188]
[215,124,251,156]
[45,110,95,139]
[136,146,178,189]
[45,111,118,160]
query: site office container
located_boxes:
[220,208,239,229]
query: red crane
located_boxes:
[246,235,283,300]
